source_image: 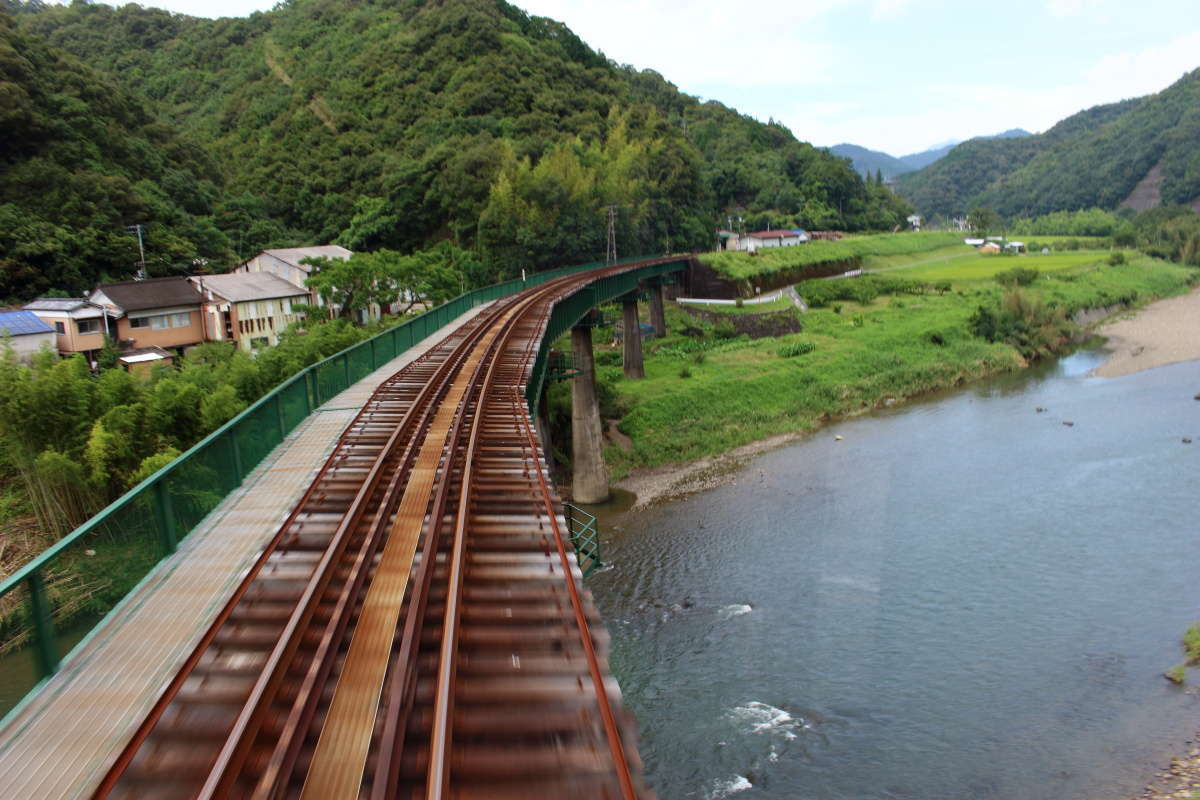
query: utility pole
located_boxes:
[127,224,147,279]
[604,205,618,264]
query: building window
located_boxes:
[76,318,100,334]
[54,321,65,334]
[130,313,192,331]
[250,337,269,350]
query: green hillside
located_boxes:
[0,10,259,299]
[896,98,1139,218]
[5,0,911,296]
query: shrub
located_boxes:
[778,340,816,358]
[713,321,737,339]
[594,349,621,366]
[678,366,693,378]
[832,303,843,314]
[692,351,707,365]
[995,267,1041,287]
[734,297,744,308]
[851,314,865,328]
[969,289,1072,358]
[1107,251,1126,266]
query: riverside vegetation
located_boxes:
[544,253,1196,483]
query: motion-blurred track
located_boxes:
[92,265,656,799]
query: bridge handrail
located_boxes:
[0,253,667,716]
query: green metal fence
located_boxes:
[563,504,603,576]
[0,253,686,718]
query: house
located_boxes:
[234,246,352,307]
[1005,241,1026,254]
[89,277,205,354]
[980,242,1002,254]
[190,272,310,352]
[0,311,57,361]
[744,229,807,252]
[23,298,109,364]
[964,238,985,247]
[717,230,743,251]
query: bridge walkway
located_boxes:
[0,303,492,800]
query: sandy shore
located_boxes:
[1094,286,1200,378]
[612,431,806,510]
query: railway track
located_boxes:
[92,268,649,799]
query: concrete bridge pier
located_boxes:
[647,280,667,338]
[621,293,645,380]
[570,324,609,504]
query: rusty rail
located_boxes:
[93,266,651,799]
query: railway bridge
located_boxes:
[0,256,689,799]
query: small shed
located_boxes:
[118,346,174,377]
[1005,241,1026,253]
[980,242,1002,254]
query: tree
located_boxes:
[969,206,1002,238]
[303,253,408,321]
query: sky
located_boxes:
[53,0,1200,156]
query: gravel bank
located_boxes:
[1094,286,1200,378]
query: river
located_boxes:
[589,348,1200,799]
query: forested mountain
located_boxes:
[830,130,1032,180]
[898,71,1200,218]
[1,0,911,300]
[828,144,911,179]
[0,10,268,299]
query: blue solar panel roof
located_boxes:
[0,311,56,336]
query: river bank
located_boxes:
[592,351,1200,800]
[612,267,1198,509]
[1129,735,1200,800]
[1095,284,1200,377]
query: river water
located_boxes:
[589,349,1200,800]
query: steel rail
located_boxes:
[508,341,638,800]
[209,294,526,800]
[91,302,507,799]
[373,271,614,799]
[91,260,663,799]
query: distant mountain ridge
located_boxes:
[895,69,1200,218]
[830,129,1031,179]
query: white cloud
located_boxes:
[1046,0,1086,17]
[871,0,915,20]
[1083,31,1200,99]
[521,0,847,89]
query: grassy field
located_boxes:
[701,232,963,281]
[860,244,968,271]
[884,250,1109,283]
[593,256,1195,480]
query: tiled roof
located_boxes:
[0,311,56,336]
[23,298,91,312]
[95,277,202,312]
[253,246,352,272]
[192,273,309,303]
[746,230,801,239]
